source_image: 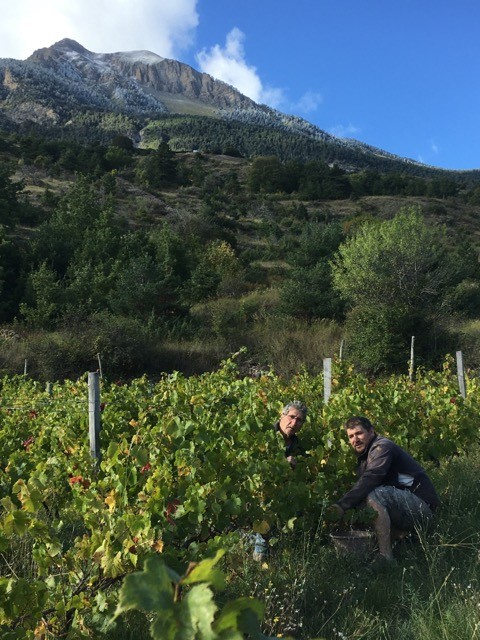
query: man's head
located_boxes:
[345,416,375,455]
[278,401,307,439]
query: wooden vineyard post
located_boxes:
[88,372,102,462]
[409,336,415,381]
[323,357,332,404]
[456,350,466,399]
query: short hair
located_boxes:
[282,401,307,420]
[344,416,374,431]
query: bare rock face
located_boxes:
[28,39,257,112]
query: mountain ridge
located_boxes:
[0,39,478,178]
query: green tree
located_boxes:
[426,177,459,198]
[135,142,178,188]
[31,181,125,323]
[184,240,244,303]
[0,163,24,226]
[280,261,344,321]
[33,176,106,276]
[279,223,345,321]
[106,229,187,319]
[288,222,345,268]
[331,207,469,371]
[298,161,351,200]
[20,262,63,329]
[0,230,29,321]
[247,156,287,193]
[104,145,133,170]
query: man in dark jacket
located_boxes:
[331,416,439,563]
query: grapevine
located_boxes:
[0,354,478,637]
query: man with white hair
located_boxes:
[253,400,308,561]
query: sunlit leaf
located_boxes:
[114,556,174,617]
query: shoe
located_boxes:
[369,555,397,572]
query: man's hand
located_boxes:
[325,504,345,523]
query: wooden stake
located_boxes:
[88,372,102,462]
[456,350,466,398]
[409,336,415,381]
[323,357,332,404]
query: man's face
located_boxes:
[279,408,305,439]
[346,425,375,454]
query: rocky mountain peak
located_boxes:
[29,38,91,61]
[24,39,257,112]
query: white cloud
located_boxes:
[329,123,361,138]
[196,27,284,107]
[0,0,199,60]
[294,91,323,114]
[430,140,439,154]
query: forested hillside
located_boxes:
[2,128,480,381]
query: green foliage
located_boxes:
[19,262,63,329]
[279,222,345,321]
[114,550,280,639]
[286,222,345,269]
[1,127,480,378]
[331,207,471,371]
[32,176,112,276]
[104,146,134,170]
[247,157,352,199]
[135,142,179,188]
[279,262,344,321]
[0,227,30,322]
[347,170,450,198]
[0,357,479,636]
[332,208,451,308]
[106,232,184,319]
[21,313,160,381]
[247,157,290,193]
[0,163,24,226]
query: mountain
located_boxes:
[0,39,478,180]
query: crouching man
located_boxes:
[330,416,440,563]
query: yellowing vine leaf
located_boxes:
[152,539,164,553]
[104,490,116,512]
[253,520,270,534]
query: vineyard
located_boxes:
[0,353,479,639]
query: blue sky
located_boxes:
[1,0,479,170]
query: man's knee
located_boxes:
[366,494,387,514]
[369,485,433,531]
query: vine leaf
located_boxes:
[114,556,176,616]
[214,596,265,638]
[182,549,225,589]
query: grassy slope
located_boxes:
[16,151,480,245]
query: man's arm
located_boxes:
[336,439,394,512]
